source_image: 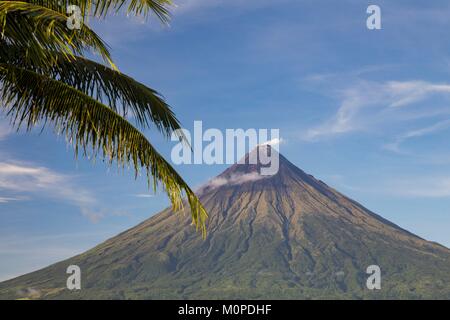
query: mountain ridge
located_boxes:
[1,147,450,299]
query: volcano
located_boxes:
[1,146,450,299]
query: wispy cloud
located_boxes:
[260,137,285,147]
[386,81,450,108]
[330,174,450,199]
[384,119,450,153]
[199,172,266,192]
[303,77,450,141]
[0,196,27,203]
[133,193,155,198]
[172,0,223,14]
[388,177,450,198]
[0,161,103,222]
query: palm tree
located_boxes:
[0,0,207,236]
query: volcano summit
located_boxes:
[1,147,450,299]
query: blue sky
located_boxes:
[2,0,450,281]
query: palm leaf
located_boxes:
[24,0,173,22]
[0,63,207,236]
[0,1,115,68]
[1,45,185,140]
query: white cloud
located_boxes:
[304,90,363,140]
[388,177,450,198]
[260,137,284,146]
[0,161,103,222]
[134,193,155,198]
[384,119,450,153]
[386,81,450,108]
[0,163,64,189]
[332,174,450,199]
[303,78,450,141]
[172,0,224,14]
[303,80,381,140]
[199,171,266,192]
[0,196,26,203]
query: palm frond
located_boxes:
[0,63,207,236]
[1,45,180,134]
[0,1,115,68]
[1,45,189,145]
[24,0,173,22]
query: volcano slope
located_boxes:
[1,148,450,299]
